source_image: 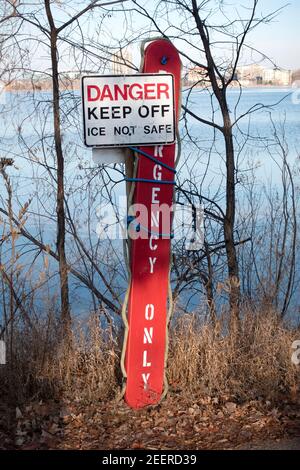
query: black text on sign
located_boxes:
[81,74,175,147]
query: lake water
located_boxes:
[0,87,299,320]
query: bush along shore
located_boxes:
[1,307,299,450]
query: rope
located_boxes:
[128,220,174,239]
[119,37,182,406]
[160,43,182,406]
[127,146,177,174]
[118,152,138,401]
[125,177,175,185]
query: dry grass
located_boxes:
[1,307,299,406]
[1,314,119,404]
[168,308,299,401]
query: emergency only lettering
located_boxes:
[82,74,175,147]
[142,145,168,391]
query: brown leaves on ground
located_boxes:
[1,394,300,450]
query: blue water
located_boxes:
[181,87,299,184]
[0,87,299,320]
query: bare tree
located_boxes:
[0,0,298,341]
[1,0,128,334]
[119,0,290,329]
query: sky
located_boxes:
[250,0,300,69]
[21,0,300,73]
[121,0,300,70]
[102,0,300,70]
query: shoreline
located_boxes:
[5,83,296,93]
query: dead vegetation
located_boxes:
[1,307,299,406]
[168,308,299,401]
[1,306,299,449]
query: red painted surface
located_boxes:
[125,40,181,408]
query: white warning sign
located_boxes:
[81,74,175,148]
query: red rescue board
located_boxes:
[125,40,181,408]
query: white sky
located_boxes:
[23,0,300,72]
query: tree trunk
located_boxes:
[46,0,71,332]
[191,2,241,328]
[222,106,240,331]
[204,242,217,327]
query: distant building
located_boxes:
[236,65,292,86]
[111,49,133,75]
[263,68,291,86]
[187,66,208,85]
[292,69,300,84]
[236,64,264,86]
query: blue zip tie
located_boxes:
[128,146,176,174]
[137,223,174,238]
[125,177,175,185]
[127,220,174,238]
[127,217,173,238]
[126,215,135,227]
